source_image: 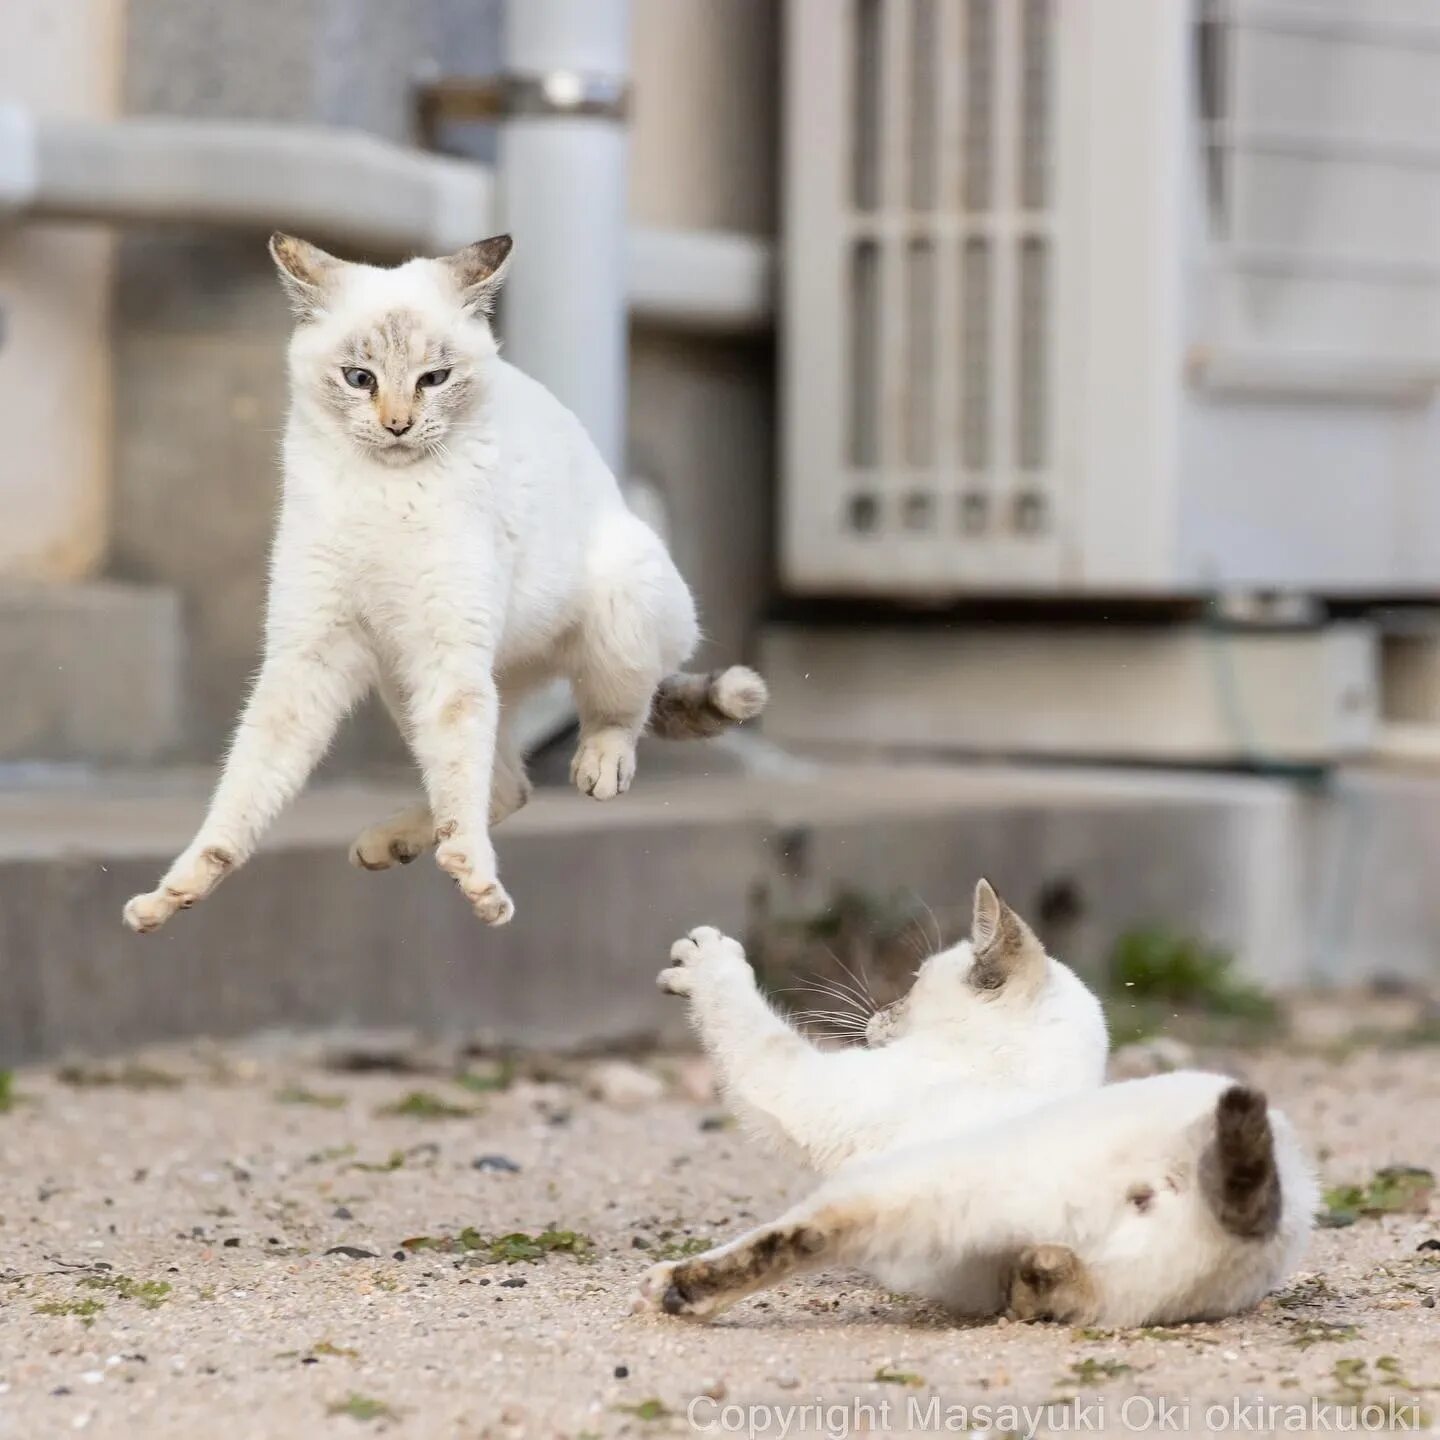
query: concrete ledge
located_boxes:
[1,763,1436,1065]
[0,582,181,762]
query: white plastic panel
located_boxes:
[783,0,1068,595]
[1204,0,1440,372]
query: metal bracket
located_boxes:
[418,72,630,147]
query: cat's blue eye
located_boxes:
[342,367,376,390]
[417,368,452,389]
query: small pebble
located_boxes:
[473,1155,521,1174]
[222,1238,240,1249]
[333,1206,354,1220]
[324,1245,379,1260]
[499,1277,526,1288]
[393,1250,407,1262]
[1423,1295,1436,1308]
[614,1365,629,1379]
[585,1061,665,1109]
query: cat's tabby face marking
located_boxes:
[269,232,514,469]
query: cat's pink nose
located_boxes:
[383,418,413,436]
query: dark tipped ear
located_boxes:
[441,234,513,315]
[269,233,340,320]
[969,879,1044,993]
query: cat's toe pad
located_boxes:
[571,731,636,801]
[657,965,693,996]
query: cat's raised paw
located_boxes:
[570,728,636,801]
[659,926,749,995]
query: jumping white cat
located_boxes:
[123,234,764,936]
[634,882,1316,1327]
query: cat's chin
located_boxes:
[365,442,428,469]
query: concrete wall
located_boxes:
[0,0,122,580]
[104,0,777,762]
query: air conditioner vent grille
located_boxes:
[785,0,1065,592]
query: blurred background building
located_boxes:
[3,0,1440,1063]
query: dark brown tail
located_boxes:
[1203,1085,1281,1239]
[647,666,768,740]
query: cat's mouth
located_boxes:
[369,437,427,467]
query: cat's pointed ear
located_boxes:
[269,233,341,321]
[441,234,513,315]
[969,879,1045,994]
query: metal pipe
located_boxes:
[499,0,631,469]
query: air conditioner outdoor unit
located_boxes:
[781,0,1440,600]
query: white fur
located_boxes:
[123,241,701,934]
[638,891,1316,1327]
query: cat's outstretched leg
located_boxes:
[631,1202,856,1320]
[661,927,856,1168]
[568,516,698,801]
[400,649,513,926]
[123,622,375,933]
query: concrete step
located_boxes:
[2,762,1437,1065]
[0,582,181,762]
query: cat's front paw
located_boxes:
[570,728,636,801]
[658,926,749,995]
[123,887,184,934]
[122,847,235,933]
[435,833,514,927]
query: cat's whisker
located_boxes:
[800,1009,870,1029]
[823,944,877,1006]
[907,888,945,957]
[775,976,872,1017]
[776,971,872,1011]
[804,972,873,1011]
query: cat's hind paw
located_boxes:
[629,1261,714,1320]
[570,728,636,801]
[349,807,433,871]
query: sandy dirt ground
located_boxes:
[0,1034,1437,1440]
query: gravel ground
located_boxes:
[0,1032,1437,1439]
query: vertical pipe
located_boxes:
[500,0,631,471]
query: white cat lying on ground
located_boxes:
[634,882,1316,1327]
[123,233,763,936]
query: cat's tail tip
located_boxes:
[648,666,768,740]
